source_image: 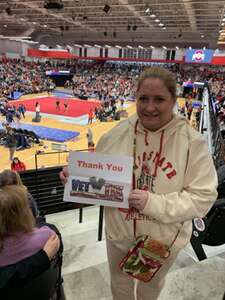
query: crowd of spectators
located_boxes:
[0,58,55,99]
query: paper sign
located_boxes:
[63,151,133,208]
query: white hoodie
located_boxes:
[96,114,218,250]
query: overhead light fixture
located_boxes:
[223,18,225,21]
[5,7,12,16]
[115,45,122,48]
[159,23,164,26]
[145,7,150,14]
[222,23,225,26]
[175,46,179,50]
[201,34,205,38]
[74,44,82,47]
[3,24,7,28]
[203,46,206,50]
[138,45,144,49]
[105,44,111,48]
[94,44,101,48]
[189,46,192,50]
[43,24,47,28]
[155,19,160,23]
[162,27,166,30]
[150,14,156,18]
[150,45,155,49]
[219,30,223,33]
[126,45,132,49]
[44,0,64,10]
[32,21,37,25]
[84,44,91,47]
[20,18,25,21]
[162,46,167,49]
[103,4,111,13]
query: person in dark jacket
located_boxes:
[0,231,60,289]
[5,128,17,161]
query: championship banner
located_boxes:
[63,151,133,208]
[185,49,214,63]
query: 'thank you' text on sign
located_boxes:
[63,151,133,208]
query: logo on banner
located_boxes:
[192,50,205,62]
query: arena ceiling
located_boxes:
[0,0,225,49]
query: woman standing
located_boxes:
[60,67,217,300]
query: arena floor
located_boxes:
[0,92,137,171]
[0,93,187,171]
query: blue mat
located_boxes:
[8,91,24,100]
[53,90,74,98]
[0,123,79,142]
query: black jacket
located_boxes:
[0,250,50,289]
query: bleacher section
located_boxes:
[20,166,82,214]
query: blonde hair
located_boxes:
[0,170,24,187]
[137,67,177,99]
[0,185,34,250]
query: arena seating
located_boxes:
[19,166,104,240]
[191,197,225,261]
[20,166,82,214]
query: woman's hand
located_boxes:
[43,234,60,260]
[59,165,69,185]
[128,189,149,211]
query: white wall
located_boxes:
[108,47,119,58]
[151,48,166,60]
[87,47,100,57]
[0,39,22,56]
[175,49,185,60]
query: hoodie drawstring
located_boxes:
[152,130,165,177]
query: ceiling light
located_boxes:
[155,19,160,23]
[150,14,156,18]
[163,46,167,49]
[219,30,222,33]
[3,24,7,28]
[43,24,47,27]
[105,45,111,48]
[159,23,164,26]
[201,34,205,38]
[32,22,37,25]
[150,45,155,49]
[20,18,25,21]
[223,18,225,21]
[162,27,166,30]
[115,45,122,48]
[138,45,144,49]
[94,44,101,48]
[189,46,192,50]
[84,44,91,47]
[203,46,206,50]
[222,23,225,26]
[126,45,132,49]
[145,7,150,14]
[103,4,111,13]
[176,46,179,50]
[74,44,82,47]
